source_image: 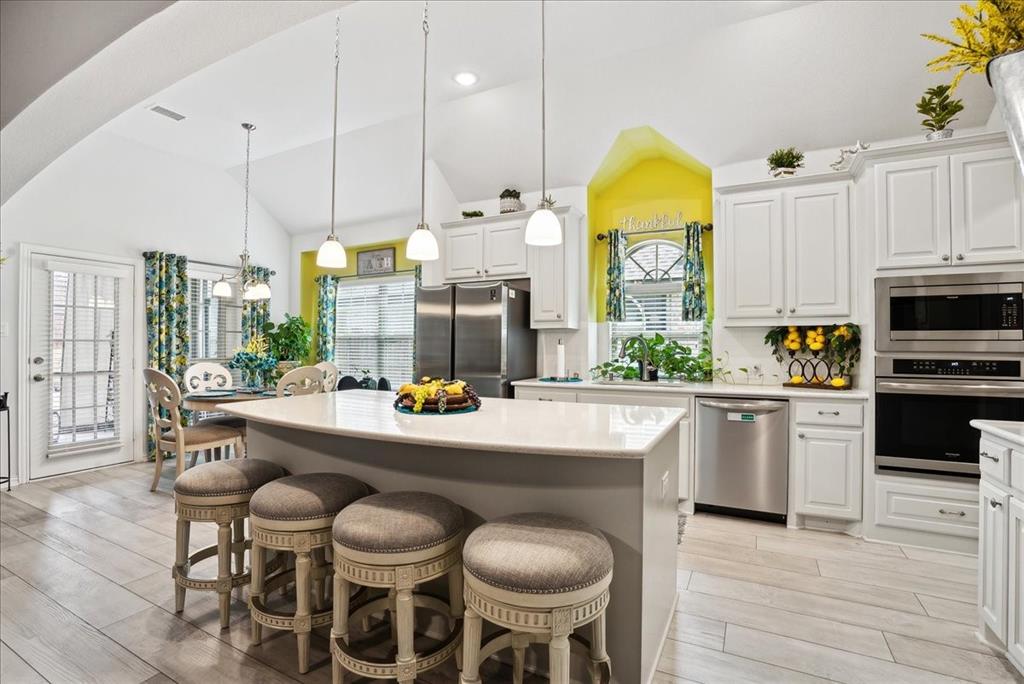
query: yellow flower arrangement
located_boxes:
[922,0,1024,91]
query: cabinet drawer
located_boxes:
[793,401,863,427]
[980,438,1011,485]
[514,388,576,403]
[875,480,979,538]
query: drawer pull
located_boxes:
[979,451,1000,462]
[990,499,1003,509]
[537,398,553,401]
[938,508,965,517]
[817,410,840,416]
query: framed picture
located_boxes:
[356,247,396,276]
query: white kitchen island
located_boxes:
[221,389,685,684]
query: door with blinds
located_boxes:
[26,252,137,479]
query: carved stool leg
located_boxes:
[232,518,245,576]
[295,550,312,674]
[387,587,398,644]
[396,582,416,683]
[250,541,265,644]
[216,520,232,629]
[173,517,190,612]
[589,611,611,684]
[331,568,350,684]
[460,606,483,684]
[312,547,325,612]
[549,633,571,684]
[448,567,464,669]
[512,632,530,684]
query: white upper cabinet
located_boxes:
[785,183,851,318]
[720,181,851,326]
[483,219,528,277]
[723,191,785,320]
[950,147,1024,266]
[445,224,485,280]
[443,216,528,282]
[875,156,951,269]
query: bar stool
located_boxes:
[172,458,288,628]
[249,473,370,674]
[330,491,465,684]
[459,513,614,684]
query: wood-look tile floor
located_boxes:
[0,462,1019,683]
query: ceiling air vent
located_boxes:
[149,105,185,121]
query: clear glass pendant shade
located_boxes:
[406,225,439,261]
[316,234,347,268]
[525,207,561,246]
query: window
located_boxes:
[188,267,243,373]
[334,276,415,384]
[608,239,703,359]
[49,270,120,448]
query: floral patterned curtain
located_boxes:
[681,222,707,321]
[314,274,341,362]
[241,265,272,343]
[143,251,190,458]
[604,229,627,322]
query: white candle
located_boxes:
[556,339,566,378]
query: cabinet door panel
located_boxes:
[951,148,1024,265]
[444,226,483,280]
[530,239,565,323]
[785,184,851,318]
[876,157,951,268]
[794,428,862,520]
[484,220,528,276]
[980,479,1009,641]
[724,192,784,320]
[1008,497,1024,667]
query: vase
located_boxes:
[925,128,954,141]
[988,49,1024,175]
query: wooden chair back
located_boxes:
[314,361,339,392]
[338,375,361,391]
[144,368,183,442]
[276,366,325,397]
[184,362,234,392]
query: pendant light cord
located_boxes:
[540,0,547,205]
[329,14,341,239]
[419,1,429,228]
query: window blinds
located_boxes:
[334,276,416,385]
[188,273,243,365]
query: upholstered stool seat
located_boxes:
[249,473,369,674]
[172,459,287,629]
[460,513,614,684]
[330,491,465,684]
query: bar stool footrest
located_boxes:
[331,612,462,680]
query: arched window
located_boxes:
[608,239,704,359]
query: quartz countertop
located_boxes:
[970,420,1024,449]
[513,378,870,401]
[219,389,686,459]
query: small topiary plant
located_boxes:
[766,147,805,172]
[499,188,521,200]
[916,84,965,132]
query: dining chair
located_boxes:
[144,368,245,492]
[376,377,391,391]
[338,375,361,391]
[314,361,339,392]
[276,366,325,397]
[183,361,247,437]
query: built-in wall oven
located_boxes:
[876,271,1023,354]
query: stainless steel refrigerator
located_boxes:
[415,282,537,398]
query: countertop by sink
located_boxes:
[513,378,869,401]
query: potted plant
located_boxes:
[499,188,524,214]
[766,147,805,178]
[462,210,484,219]
[356,368,377,390]
[916,84,965,140]
[263,314,312,379]
[228,335,278,389]
[923,1,1023,166]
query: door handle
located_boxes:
[817,410,840,416]
[33,373,46,382]
[980,451,1000,462]
[938,508,965,517]
[698,399,788,412]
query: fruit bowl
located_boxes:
[394,378,482,414]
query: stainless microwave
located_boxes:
[875,272,1024,353]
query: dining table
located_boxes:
[182,388,277,412]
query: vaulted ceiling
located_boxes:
[101,0,996,235]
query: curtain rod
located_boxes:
[190,259,277,276]
[330,268,418,281]
[595,223,713,241]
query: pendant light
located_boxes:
[316,15,348,268]
[215,122,271,301]
[405,1,440,261]
[524,0,561,246]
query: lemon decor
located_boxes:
[764,324,861,390]
[394,377,481,414]
[922,0,1024,91]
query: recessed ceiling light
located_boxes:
[453,72,478,87]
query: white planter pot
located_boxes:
[499,197,524,213]
[925,128,954,141]
[770,167,797,178]
[988,49,1024,175]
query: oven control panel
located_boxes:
[892,358,1022,377]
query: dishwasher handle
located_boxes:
[698,398,788,413]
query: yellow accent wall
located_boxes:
[587,127,713,322]
[299,239,417,362]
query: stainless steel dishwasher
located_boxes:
[695,397,789,523]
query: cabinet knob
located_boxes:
[938,508,965,517]
[990,499,1003,509]
[797,433,805,439]
[789,307,796,314]
[476,269,481,274]
[941,254,950,261]
[955,253,964,261]
[980,451,1000,463]
[484,269,489,274]
[776,307,783,314]
[556,313,562,319]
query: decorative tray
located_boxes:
[394,378,482,414]
[782,382,852,391]
[539,376,582,383]
[396,404,479,416]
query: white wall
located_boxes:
[0,129,292,483]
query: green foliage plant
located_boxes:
[916,84,965,131]
[766,147,805,172]
[263,314,312,363]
